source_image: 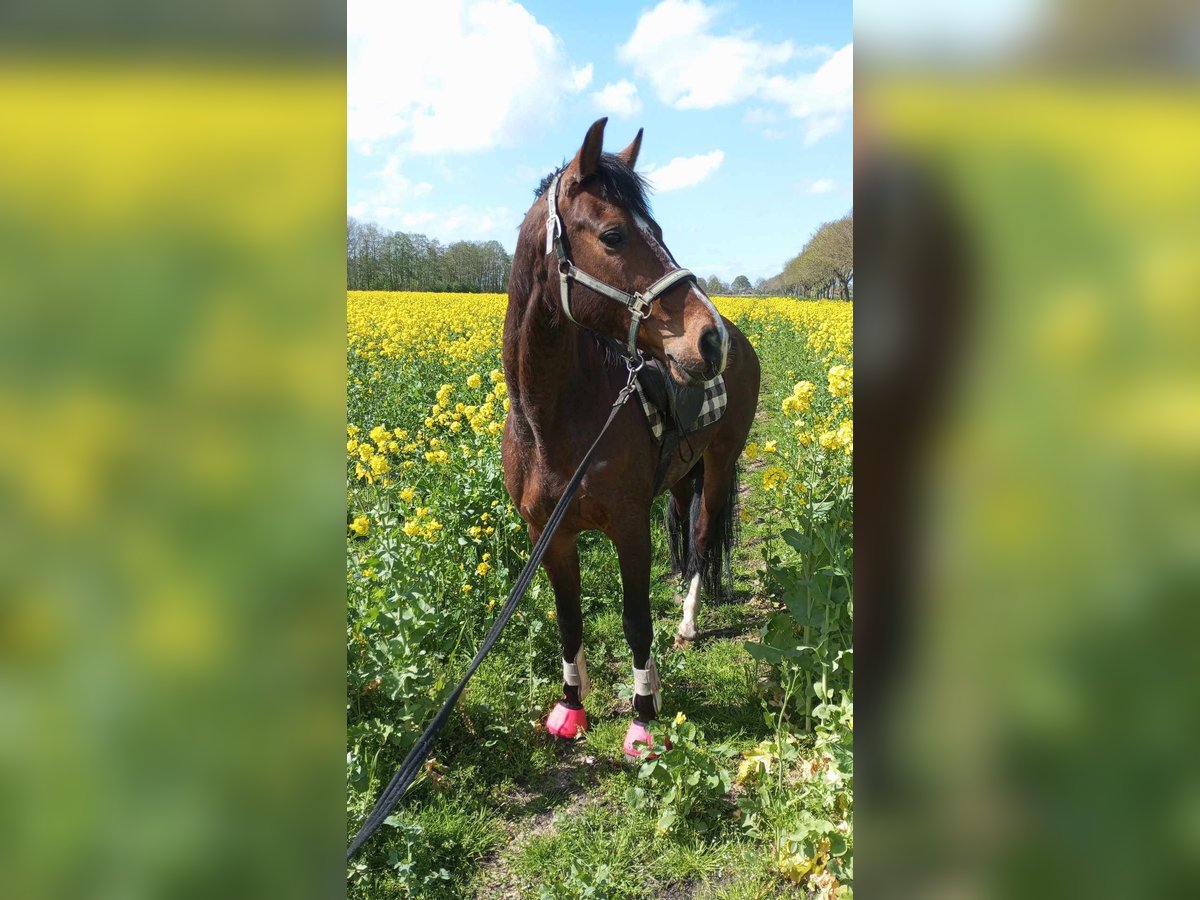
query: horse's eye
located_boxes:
[600,229,626,248]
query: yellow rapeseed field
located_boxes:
[346,291,853,895]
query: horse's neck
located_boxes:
[505,297,606,450]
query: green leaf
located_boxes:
[781,528,810,554]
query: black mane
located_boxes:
[535,153,653,222]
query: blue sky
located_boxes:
[348,0,852,282]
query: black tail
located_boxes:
[664,461,740,604]
[697,463,739,603]
[665,464,702,578]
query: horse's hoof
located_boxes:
[622,719,667,763]
[673,632,695,650]
[545,702,588,740]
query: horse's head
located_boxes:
[535,118,728,385]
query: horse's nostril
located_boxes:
[699,327,723,371]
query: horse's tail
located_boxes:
[665,462,701,578]
[697,462,739,604]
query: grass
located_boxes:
[346,295,853,898]
[349,480,804,898]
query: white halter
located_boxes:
[544,172,697,359]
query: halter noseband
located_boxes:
[545,172,697,360]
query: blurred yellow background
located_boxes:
[859,53,1200,900]
[0,59,346,898]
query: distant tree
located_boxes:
[753,276,768,294]
[772,210,854,299]
[704,275,724,295]
[806,212,853,299]
[731,275,752,294]
[346,217,514,292]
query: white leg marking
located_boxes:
[677,572,701,642]
[563,644,591,700]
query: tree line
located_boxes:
[349,209,851,299]
[348,218,512,292]
[762,212,853,299]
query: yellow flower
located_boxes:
[673,710,687,725]
[346,438,359,453]
[782,380,816,417]
[476,553,493,577]
[835,419,853,454]
[348,515,369,536]
[827,364,853,398]
[466,372,482,389]
[462,584,473,594]
[763,466,789,491]
[762,440,777,454]
[399,487,415,503]
[743,441,760,462]
[346,424,359,437]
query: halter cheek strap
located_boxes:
[545,173,696,359]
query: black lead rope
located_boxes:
[346,361,643,861]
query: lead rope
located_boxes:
[347,356,644,861]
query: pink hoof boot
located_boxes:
[545,702,588,739]
[623,720,663,762]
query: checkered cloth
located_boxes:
[634,374,728,444]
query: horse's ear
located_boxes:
[571,117,607,181]
[616,128,643,170]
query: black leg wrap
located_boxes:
[562,683,582,709]
[632,692,658,723]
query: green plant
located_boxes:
[625,712,733,835]
[538,861,617,900]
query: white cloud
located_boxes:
[570,63,594,91]
[618,0,851,145]
[591,80,643,118]
[349,153,435,221]
[807,178,836,194]
[363,205,518,241]
[642,150,725,193]
[348,0,592,154]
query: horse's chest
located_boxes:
[515,466,613,533]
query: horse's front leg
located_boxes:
[613,519,662,761]
[536,526,590,740]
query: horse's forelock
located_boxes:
[534,154,653,222]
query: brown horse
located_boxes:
[502,118,760,758]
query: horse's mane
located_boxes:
[535,153,654,223]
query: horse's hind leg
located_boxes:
[676,453,739,646]
[538,528,589,739]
